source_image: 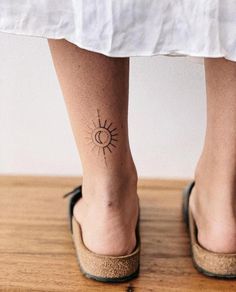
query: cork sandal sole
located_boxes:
[63,185,140,283]
[182,180,236,279]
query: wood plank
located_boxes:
[0,176,235,291]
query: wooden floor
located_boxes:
[0,176,235,291]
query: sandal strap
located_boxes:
[62,185,82,198]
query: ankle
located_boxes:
[73,170,139,256]
[82,168,138,207]
[192,176,236,216]
[195,150,236,187]
[194,154,236,203]
[189,179,236,252]
[190,175,236,243]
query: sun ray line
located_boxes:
[106,146,112,153]
[92,120,96,128]
[107,122,112,129]
[97,109,102,127]
[102,145,108,166]
[90,144,97,152]
[104,155,107,167]
[85,141,93,145]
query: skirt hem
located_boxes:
[0,28,235,63]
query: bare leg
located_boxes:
[47,39,139,256]
[190,57,236,253]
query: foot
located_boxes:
[73,179,139,256]
[189,181,236,253]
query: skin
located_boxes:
[47,39,139,255]
[48,39,236,255]
[190,57,236,253]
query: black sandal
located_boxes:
[182,180,236,278]
[63,185,141,282]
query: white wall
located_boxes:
[0,32,206,179]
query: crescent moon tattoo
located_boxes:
[85,109,118,166]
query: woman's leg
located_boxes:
[47,39,139,256]
[190,57,236,253]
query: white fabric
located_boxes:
[0,0,236,63]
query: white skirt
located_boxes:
[0,0,236,64]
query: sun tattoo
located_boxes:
[85,109,118,166]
